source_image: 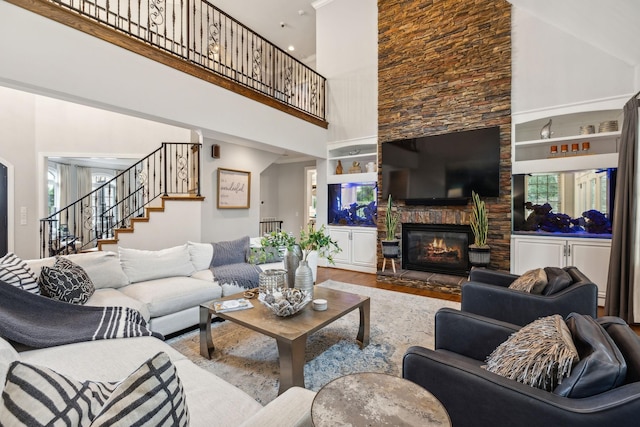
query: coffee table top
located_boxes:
[312,372,451,426]
[201,286,369,343]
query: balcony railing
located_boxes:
[43,0,326,121]
[40,143,200,258]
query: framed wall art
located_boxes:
[217,168,251,209]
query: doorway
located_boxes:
[305,167,317,229]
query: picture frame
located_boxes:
[217,168,251,209]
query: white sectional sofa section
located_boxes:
[26,243,221,337]
[0,335,316,426]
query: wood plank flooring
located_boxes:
[319,267,640,334]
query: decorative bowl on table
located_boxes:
[259,288,311,317]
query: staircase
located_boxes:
[40,143,202,258]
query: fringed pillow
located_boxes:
[484,314,578,391]
[509,268,548,294]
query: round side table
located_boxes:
[311,372,451,426]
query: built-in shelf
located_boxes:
[327,138,378,184]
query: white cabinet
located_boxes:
[327,137,377,184]
[511,235,611,305]
[328,226,377,273]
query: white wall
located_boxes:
[0,1,327,159]
[512,8,637,113]
[315,0,378,144]
[0,86,193,258]
[199,138,281,243]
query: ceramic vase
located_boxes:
[295,260,314,299]
[284,244,303,288]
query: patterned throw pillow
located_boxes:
[0,352,189,427]
[38,257,95,304]
[0,253,40,294]
[0,361,118,426]
[90,352,189,426]
[508,268,548,294]
[210,236,250,267]
[484,314,579,391]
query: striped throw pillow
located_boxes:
[0,352,189,427]
[0,253,40,294]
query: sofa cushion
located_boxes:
[0,337,19,386]
[38,257,95,304]
[554,313,626,397]
[508,268,548,294]
[484,314,578,391]
[598,317,640,384]
[543,267,574,295]
[188,241,214,271]
[119,245,196,283]
[86,288,151,321]
[90,352,189,426]
[0,253,40,294]
[64,251,129,289]
[211,236,250,267]
[119,277,219,318]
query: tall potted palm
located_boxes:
[469,191,490,267]
[381,194,400,259]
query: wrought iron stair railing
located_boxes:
[40,142,201,258]
[27,0,326,122]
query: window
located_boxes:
[525,174,561,212]
[47,167,57,216]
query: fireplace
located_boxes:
[402,223,472,276]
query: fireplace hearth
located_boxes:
[402,223,472,276]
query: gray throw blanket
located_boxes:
[0,280,162,349]
[210,263,262,289]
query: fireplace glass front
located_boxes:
[402,223,472,276]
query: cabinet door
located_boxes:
[329,228,351,264]
[568,240,611,302]
[351,229,377,267]
[511,237,565,275]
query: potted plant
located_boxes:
[469,191,490,267]
[295,224,341,298]
[381,194,401,259]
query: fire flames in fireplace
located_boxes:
[422,237,462,264]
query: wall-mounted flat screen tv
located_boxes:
[381,126,501,205]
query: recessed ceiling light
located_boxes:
[288,45,295,52]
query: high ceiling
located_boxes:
[211,1,640,70]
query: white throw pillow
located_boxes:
[0,337,19,386]
[64,251,130,289]
[188,241,214,271]
[118,245,195,283]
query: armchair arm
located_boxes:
[403,347,640,427]
[434,308,518,360]
[461,280,598,326]
[468,268,518,287]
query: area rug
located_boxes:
[166,280,460,404]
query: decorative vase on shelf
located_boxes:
[295,260,314,299]
[336,160,343,175]
[284,244,303,288]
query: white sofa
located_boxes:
[0,335,315,426]
[26,242,283,336]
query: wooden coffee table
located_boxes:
[199,286,370,395]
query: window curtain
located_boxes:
[605,91,640,323]
[55,163,70,213]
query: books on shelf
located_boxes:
[214,298,253,313]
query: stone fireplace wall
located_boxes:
[377,0,512,275]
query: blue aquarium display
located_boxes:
[328,182,377,227]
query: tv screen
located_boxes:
[381,126,501,205]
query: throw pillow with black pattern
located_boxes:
[39,257,95,304]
